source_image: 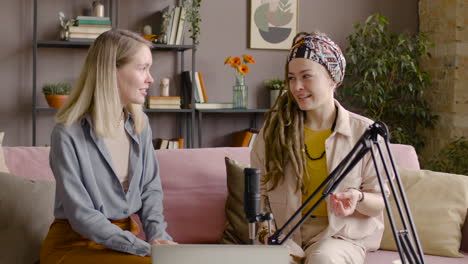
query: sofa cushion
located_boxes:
[3,147,53,180]
[0,172,55,264]
[0,132,9,173]
[156,147,250,244]
[379,168,468,257]
[220,156,250,244]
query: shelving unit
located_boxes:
[32,0,269,148]
[32,0,197,147]
[196,109,268,147]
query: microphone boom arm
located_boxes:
[266,121,425,264]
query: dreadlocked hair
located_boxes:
[262,68,308,193]
[262,31,329,192]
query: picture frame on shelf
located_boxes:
[249,0,298,50]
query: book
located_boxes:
[181,71,201,106]
[194,71,204,103]
[231,131,253,147]
[247,128,259,147]
[76,20,112,25]
[193,102,234,109]
[175,6,186,45]
[148,96,181,104]
[197,72,208,103]
[76,16,110,21]
[153,138,184,149]
[69,25,111,34]
[171,138,184,149]
[169,6,181,45]
[161,5,175,39]
[68,32,101,39]
[67,38,95,43]
[147,104,181,109]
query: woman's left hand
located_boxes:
[329,189,361,217]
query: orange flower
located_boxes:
[224,56,232,65]
[238,64,249,75]
[242,55,256,64]
[230,57,242,67]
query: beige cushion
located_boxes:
[0,172,55,264]
[379,168,468,257]
[220,156,250,244]
[0,132,9,173]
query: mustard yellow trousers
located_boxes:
[40,218,150,264]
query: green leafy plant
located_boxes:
[425,137,468,175]
[58,11,76,30]
[264,78,286,90]
[338,13,438,152]
[42,82,72,95]
[183,0,202,45]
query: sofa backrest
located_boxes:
[2,144,421,243]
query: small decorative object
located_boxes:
[160,78,170,97]
[224,55,256,109]
[264,78,286,107]
[92,1,105,17]
[42,82,72,108]
[58,12,76,40]
[143,25,152,35]
[250,0,298,50]
[142,25,158,42]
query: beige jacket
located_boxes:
[251,100,389,251]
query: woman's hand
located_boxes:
[329,189,362,217]
[150,239,177,245]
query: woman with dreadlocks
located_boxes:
[251,32,388,264]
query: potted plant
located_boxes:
[42,82,72,108]
[265,78,286,107]
[58,11,76,40]
[337,13,438,153]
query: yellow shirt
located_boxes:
[302,126,332,216]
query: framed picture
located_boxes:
[249,0,298,50]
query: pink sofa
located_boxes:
[2,145,467,263]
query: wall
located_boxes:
[419,0,468,160]
[0,0,418,147]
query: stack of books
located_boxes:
[147,96,181,109]
[181,71,208,107]
[230,128,259,147]
[161,5,187,45]
[153,138,184,149]
[69,16,112,41]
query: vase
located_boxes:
[233,73,247,109]
[270,89,286,107]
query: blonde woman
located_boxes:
[252,32,388,264]
[40,29,175,264]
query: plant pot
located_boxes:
[45,95,69,108]
[270,90,286,107]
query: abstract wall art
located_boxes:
[249,0,298,50]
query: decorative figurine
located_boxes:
[160,78,170,97]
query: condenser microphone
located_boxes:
[244,168,261,244]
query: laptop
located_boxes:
[152,244,290,264]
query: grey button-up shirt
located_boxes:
[49,113,171,256]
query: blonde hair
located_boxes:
[56,29,152,137]
[262,31,335,192]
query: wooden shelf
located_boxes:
[196,109,269,113]
[37,40,195,51]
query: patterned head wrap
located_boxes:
[288,33,346,87]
